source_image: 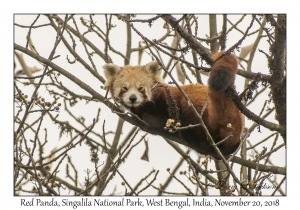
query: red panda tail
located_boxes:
[208,52,238,92]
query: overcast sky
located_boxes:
[5,1,298,207]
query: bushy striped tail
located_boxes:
[208,52,238,92]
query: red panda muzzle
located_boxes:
[129,94,137,103]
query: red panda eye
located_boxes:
[122,86,128,91]
[138,87,144,91]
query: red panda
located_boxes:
[103,52,243,159]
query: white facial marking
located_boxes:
[113,87,121,101]
[122,88,144,107]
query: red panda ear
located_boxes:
[144,60,163,82]
[103,63,121,87]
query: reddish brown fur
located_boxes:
[106,52,243,159]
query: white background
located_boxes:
[2,0,298,209]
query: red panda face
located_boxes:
[113,79,151,108]
[103,61,163,108]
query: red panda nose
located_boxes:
[129,94,137,103]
